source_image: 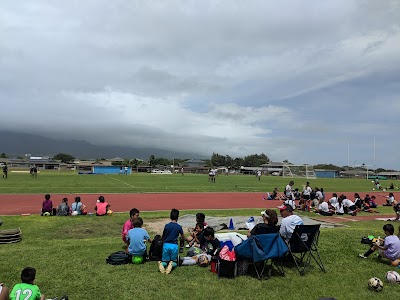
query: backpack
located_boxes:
[149,235,163,261]
[106,251,131,265]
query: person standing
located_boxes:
[2,164,8,179]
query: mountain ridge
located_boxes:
[0,131,207,160]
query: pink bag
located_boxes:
[219,245,236,261]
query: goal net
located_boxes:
[282,164,316,179]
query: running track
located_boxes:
[0,191,398,216]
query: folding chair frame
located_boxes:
[253,257,285,280]
[286,224,326,275]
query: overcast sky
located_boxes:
[0,1,399,168]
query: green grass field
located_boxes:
[0,209,399,300]
[0,171,397,194]
[1,173,399,299]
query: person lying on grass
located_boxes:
[179,227,220,267]
[359,224,400,267]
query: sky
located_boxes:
[0,1,399,168]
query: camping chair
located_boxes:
[235,233,289,279]
[286,224,325,275]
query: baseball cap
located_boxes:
[278,205,293,212]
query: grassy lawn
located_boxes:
[0,171,398,194]
[1,209,400,300]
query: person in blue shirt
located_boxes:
[159,208,185,274]
[126,218,152,262]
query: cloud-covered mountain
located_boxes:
[0,131,206,160]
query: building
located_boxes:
[314,169,340,178]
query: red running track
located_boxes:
[0,191,398,216]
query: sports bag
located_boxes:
[149,234,163,261]
[106,251,131,265]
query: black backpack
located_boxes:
[106,251,131,265]
[149,235,163,261]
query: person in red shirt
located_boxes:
[94,196,110,216]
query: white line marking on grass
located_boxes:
[108,176,136,188]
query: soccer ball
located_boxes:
[107,210,113,215]
[43,212,50,216]
[383,189,386,192]
[386,270,400,283]
[368,277,384,291]
[372,188,375,191]
[197,255,210,267]
[132,256,143,264]
[71,211,79,216]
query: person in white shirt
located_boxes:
[340,195,357,216]
[256,170,262,181]
[301,182,312,211]
[279,205,304,242]
[285,181,294,197]
[315,198,333,216]
[383,193,395,206]
[328,193,338,208]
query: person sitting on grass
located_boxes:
[186,222,205,248]
[389,201,400,221]
[328,193,338,209]
[126,217,152,262]
[383,193,396,207]
[333,197,345,215]
[56,198,70,216]
[315,198,334,216]
[359,224,400,267]
[180,227,220,267]
[354,193,363,210]
[248,209,279,237]
[340,195,357,216]
[158,208,185,274]
[9,267,45,300]
[0,282,9,300]
[71,196,84,215]
[122,208,140,244]
[95,196,110,216]
[263,187,280,200]
[41,194,53,216]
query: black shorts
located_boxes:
[303,195,310,200]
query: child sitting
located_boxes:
[126,217,152,262]
[180,227,220,267]
[121,208,140,244]
[9,267,46,300]
[359,224,400,267]
[186,222,205,248]
[158,209,185,274]
[315,199,333,216]
[383,193,396,206]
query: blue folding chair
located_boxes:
[235,233,289,279]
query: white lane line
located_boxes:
[107,176,135,188]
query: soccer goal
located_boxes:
[282,164,316,179]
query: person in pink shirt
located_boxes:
[94,196,110,216]
[122,208,140,243]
